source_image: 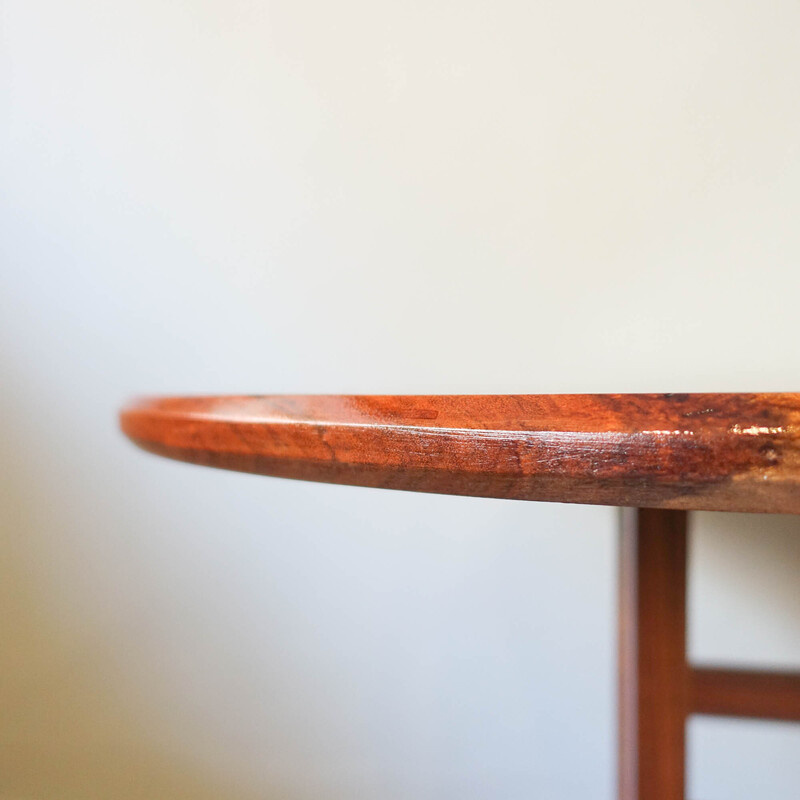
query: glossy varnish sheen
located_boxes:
[120,393,800,513]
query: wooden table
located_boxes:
[120,393,800,800]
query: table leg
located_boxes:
[618,508,688,800]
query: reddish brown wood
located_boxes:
[121,395,800,794]
[120,394,800,513]
[689,667,800,722]
[619,508,688,800]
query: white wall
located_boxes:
[2,1,799,798]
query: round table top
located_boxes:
[120,393,800,514]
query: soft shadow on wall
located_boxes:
[0,378,263,799]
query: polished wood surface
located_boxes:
[689,667,800,722]
[618,509,687,800]
[120,393,800,513]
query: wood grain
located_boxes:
[689,667,800,722]
[119,393,800,513]
[618,509,688,800]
